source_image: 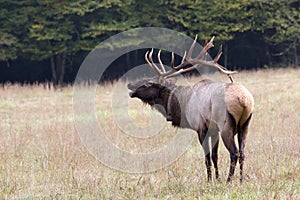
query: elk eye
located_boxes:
[145,83,153,87]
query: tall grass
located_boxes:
[0,68,299,199]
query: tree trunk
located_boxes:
[50,55,57,84]
[265,43,271,67]
[294,39,298,67]
[58,54,66,85]
[224,44,228,68]
[50,54,66,86]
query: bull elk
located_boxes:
[127,35,254,183]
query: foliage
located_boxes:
[0,0,298,83]
[246,0,299,43]
[163,0,252,41]
[0,1,24,61]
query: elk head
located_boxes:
[128,79,176,121]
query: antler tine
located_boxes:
[181,51,187,65]
[145,50,162,75]
[144,49,176,78]
[171,52,175,68]
[196,36,215,60]
[186,34,198,59]
[209,36,215,45]
[150,49,165,75]
[206,36,215,50]
[158,50,166,73]
[144,51,156,73]
[172,51,187,70]
[214,44,222,63]
[148,48,154,64]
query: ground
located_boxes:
[0,68,299,199]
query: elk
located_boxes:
[127,35,254,183]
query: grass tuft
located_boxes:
[0,68,300,199]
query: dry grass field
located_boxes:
[0,68,300,199]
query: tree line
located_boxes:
[0,0,299,85]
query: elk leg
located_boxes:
[238,114,252,183]
[238,132,245,183]
[198,128,212,181]
[222,135,238,182]
[221,122,238,182]
[211,133,220,180]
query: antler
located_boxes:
[145,35,237,82]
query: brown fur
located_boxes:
[225,83,254,131]
[128,79,254,183]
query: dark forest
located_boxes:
[0,0,299,85]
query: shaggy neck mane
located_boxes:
[152,86,190,127]
[166,87,182,126]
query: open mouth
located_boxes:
[128,88,136,98]
[129,91,134,97]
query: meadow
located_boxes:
[0,68,300,199]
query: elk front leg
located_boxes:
[211,133,220,180]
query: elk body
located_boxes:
[127,36,254,183]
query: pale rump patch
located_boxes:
[225,83,254,126]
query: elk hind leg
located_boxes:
[221,113,238,182]
[238,113,252,183]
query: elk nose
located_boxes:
[127,83,134,90]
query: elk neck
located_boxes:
[159,85,191,128]
[167,88,176,120]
